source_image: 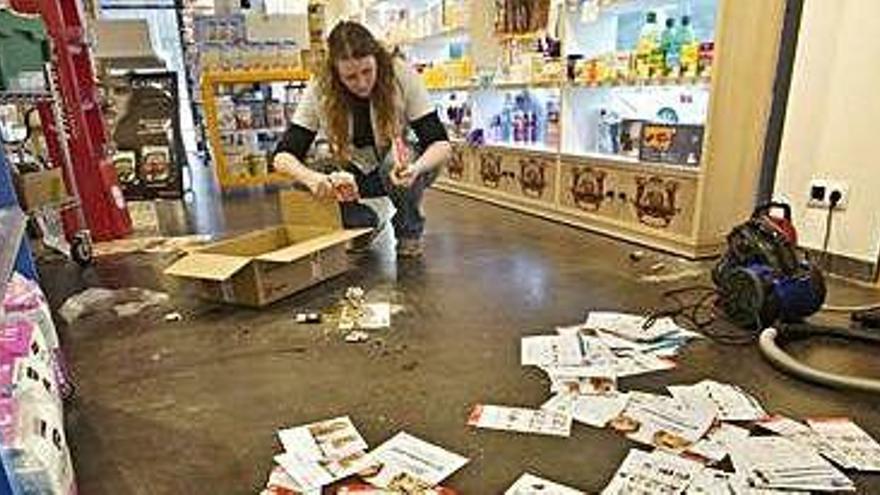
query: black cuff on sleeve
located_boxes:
[274,123,317,163]
[410,111,449,152]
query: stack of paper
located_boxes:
[728,436,854,492]
[274,416,370,492]
[601,449,704,494]
[505,473,585,494]
[356,432,468,491]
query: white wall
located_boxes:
[773,0,880,263]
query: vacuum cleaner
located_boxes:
[713,202,880,393]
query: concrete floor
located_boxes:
[38,188,880,494]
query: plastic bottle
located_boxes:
[545,99,560,149]
[661,18,679,77]
[677,15,699,77]
[501,93,514,142]
[636,12,661,79]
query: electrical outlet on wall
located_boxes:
[808,179,849,210]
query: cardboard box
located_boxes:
[15,168,69,212]
[164,191,370,307]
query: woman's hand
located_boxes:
[390,163,418,188]
[306,174,336,200]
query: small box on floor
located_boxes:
[164,191,371,307]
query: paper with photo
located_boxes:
[571,393,629,428]
[264,465,322,495]
[546,369,617,395]
[601,449,704,495]
[274,451,335,491]
[278,416,369,461]
[668,380,767,421]
[468,404,572,437]
[505,472,585,494]
[358,432,468,490]
[611,392,716,449]
[685,468,808,495]
[586,312,681,342]
[686,422,750,463]
[807,418,880,472]
[728,436,854,492]
[521,335,584,367]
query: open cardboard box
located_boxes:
[164,190,371,307]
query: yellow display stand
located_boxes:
[201,67,311,189]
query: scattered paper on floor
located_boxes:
[668,380,767,421]
[806,417,880,472]
[275,416,369,490]
[571,393,629,429]
[468,404,572,437]
[728,436,854,492]
[685,467,808,495]
[505,472,585,494]
[585,312,681,342]
[358,432,468,491]
[521,335,585,367]
[611,391,716,450]
[601,449,703,495]
[685,422,751,464]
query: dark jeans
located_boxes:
[339,155,438,240]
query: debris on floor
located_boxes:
[638,267,707,284]
[629,250,646,263]
[59,287,170,323]
[505,472,585,495]
[463,309,879,492]
[264,418,467,493]
[295,312,322,324]
[164,311,183,323]
[92,234,211,257]
[344,330,370,343]
[339,286,392,331]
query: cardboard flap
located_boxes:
[163,253,251,281]
[278,190,342,229]
[256,228,372,263]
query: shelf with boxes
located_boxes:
[200,68,310,189]
[427,0,784,257]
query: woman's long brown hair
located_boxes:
[320,21,399,162]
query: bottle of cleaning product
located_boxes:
[677,15,699,77]
[636,11,661,79]
[661,18,679,77]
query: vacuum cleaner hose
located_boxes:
[759,327,880,394]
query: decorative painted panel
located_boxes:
[559,158,697,236]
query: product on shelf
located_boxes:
[1,272,76,495]
[597,109,622,155]
[545,98,560,149]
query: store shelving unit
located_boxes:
[11,0,132,242]
[424,0,786,258]
[200,67,310,189]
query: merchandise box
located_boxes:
[14,168,70,212]
[164,190,370,307]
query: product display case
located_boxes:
[200,67,310,188]
[424,0,785,258]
